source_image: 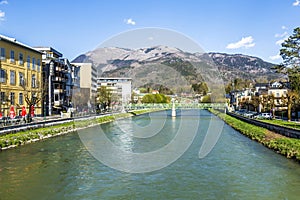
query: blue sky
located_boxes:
[0,0,299,63]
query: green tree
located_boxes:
[201,95,211,103]
[274,27,300,94]
[192,82,209,95]
[273,27,300,120]
[286,91,298,121]
[269,94,276,118]
[250,95,260,112]
[96,86,116,110]
[141,94,170,103]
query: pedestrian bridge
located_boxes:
[125,103,226,110]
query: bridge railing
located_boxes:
[124,103,226,110]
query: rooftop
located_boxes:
[0,34,42,54]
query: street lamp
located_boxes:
[44,101,46,120]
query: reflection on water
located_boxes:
[0,110,299,200]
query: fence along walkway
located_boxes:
[227,112,300,139]
[125,103,226,110]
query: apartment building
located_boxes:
[71,62,97,110]
[35,47,80,115]
[0,35,42,117]
[97,77,132,106]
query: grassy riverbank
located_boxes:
[209,109,300,162]
[0,109,162,151]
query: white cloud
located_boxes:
[0,0,8,5]
[293,0,300,6]
[125,18,136,25]
[0,10,5,21]
[274,27,289,45]
[275,37,288,45]
[269,54,281,61]
[226,36,255,49]
[275,31,288,38]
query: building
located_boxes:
[268,83,288,111]
[0,34,43,117]
[34,47,65,115]
[71,63,97,111]
[34,47,80,115]
[97,77,132,106]
[229,88,253,110]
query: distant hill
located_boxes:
[72,46,278,85]
[207,52,277,81]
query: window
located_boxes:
[10,50,15,62]
[32,58,35,70]
[0,48,5,60]
[37,59,41,72]
[19,53,24,65]
[19,72,25,86]
[10,70,16,85]
[10,92,15,105]
[19,93,23,105]
[27,56,30,69]
[0,69,6,83]
[0,92,5,103]
[32,74,36,88]
[276,92,280,97]
[54,93,59,101]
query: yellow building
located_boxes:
[0,34,42,117]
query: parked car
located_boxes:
[243,111,257,118]
[254,113,272,120]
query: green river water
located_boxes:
[0,110,299,200]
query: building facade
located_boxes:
[97,77,132,106]
[0,35,43,117]
[35,47,80,115]
[71,63,97,111]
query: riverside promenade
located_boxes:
[0,113,112,135]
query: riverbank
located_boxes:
[209,109,300,162]
[0,109,163,151]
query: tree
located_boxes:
[273,27,300,120]
[274,27,300,94]
[191,82,208,95]
[250,95,260,112]
[25,92,41,122]
[201,95,211,103]
[141,94,170,103]
[96,86,114,111]
[286,91,298,121]
[269,94,276,118]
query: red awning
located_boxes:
[21,106,27,117]
[31,105,35,117]
[10,105,16,119]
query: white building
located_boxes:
[97,77,132,105]
[71,63,97,109]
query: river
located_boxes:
[0,110,299,199]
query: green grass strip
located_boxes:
[0,113,134,150]
[0,110,165,150]
[209,109,300,162]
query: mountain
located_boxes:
[207,52,277,81]
[72,46,278,84]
